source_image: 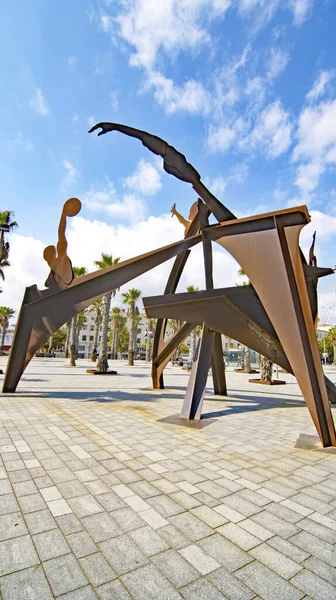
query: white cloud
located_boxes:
[295,160,325,194]
[110,90,118,110]
[82,179,147,222]
[100,14,112,32]
[207,118,246,153]
[243,100,292,157]
[115,0,231,70]
[299,209,336,258]
[145,71,210,115]
[29,88,49,116]
[124,159,162,196]
[293,99,336,193]
[61,161,78,191]
[306,70,336,103]
[290,0,313,25]
[266,47,290,79]
[204,175,227,198]
[9,132,34,152]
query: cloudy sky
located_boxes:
[1,0,336,322]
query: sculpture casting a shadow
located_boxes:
[3,122,336,448]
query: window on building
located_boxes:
[137,338,141,344]
[90,326,94,331]
[99,336,101,342]
[89,336,94,341]
[137,328,141,334]
[82,335,87,341]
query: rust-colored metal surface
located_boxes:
[3,233,201,393]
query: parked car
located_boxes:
[178,354,191,368]
[35,351,56,358]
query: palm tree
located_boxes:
[327,327,336,366]
[64,320,71,358]
[93,254,120,372]
[145,318,156,362]
[70,267,88,366]
[186,285,199,364]
[76,310,87,357]
[90,298,103,361]
[236,268,255,374]
[110,307,123,359]
[0,211,18,280]
[0,306,15,352]
[122,288,142,366]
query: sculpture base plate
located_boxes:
[234,369,259,374]
[86,370,117,375]
[295,433,336,453]
[249,379,286,385]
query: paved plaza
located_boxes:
[0,357,335,599]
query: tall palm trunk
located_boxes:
[48,335,53,353]
[260,356,273,382]
[128,302,135,366]
[91,310,101,361]
[146,319,152,362]
[69,316,77,366]
[243,346,251,373]
[0,326,6,351]
[112,322,119,359]
[64,321,71,358]
[97,292,112,373]
[189,329,196,364]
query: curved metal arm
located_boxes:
[89,122,235,222]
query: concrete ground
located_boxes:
[0,357,335,600]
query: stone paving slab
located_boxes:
[0,357,335,599]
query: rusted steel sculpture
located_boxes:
[3,122,336,449]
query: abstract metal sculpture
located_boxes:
[3,122,336,449]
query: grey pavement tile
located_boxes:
[121,564,181,600]
[95,491,126,511]
[249,543,303,579]
[18,492,47,514]
[57,586,98,600]
[33,528,70,561]
[290,493,332,515]
[0,494,20,515]
[296,516,336,544]
[190,505,228,528]
[128,480,161,498]
[251,510,300,539]
[0,511,28,541]
[151,549,200,588]
[289,531,336,566]
[79,552,116,586]
[47,498,72,516]
[68,494,104,517]
[235,561,304,600]
[237,488,271,507]
[82,512,121,542]
[290,569,336,600]
[209,567,255,600]
[217,522,261,551]
[199,533,253,572]
[267,536,310,563]
[170,491,202,510]
[169,512,213,542]
[8,470,31,483]
[34,475,54,489]
[56,513,83,535]
[85,480,111,496]
[0,479,12,495]
[43,553,88,596]
[57,480,88,498]
[0,565,54,600]
[181,579,226,599]
[12,480,38,497]
[159,524,192,549]
[179,544,220,575]
[238,518,275,541]
[99,533,148,575]
[96,579,133,600]
[129,525,170,556]
[302,556,336,585]
[264,501,304,524]
[49,467,76,483]
[147,494,185,517]
[25,508,57,534]
[67,531,98,558]
[0,534,39,576]
[193,491,221,508]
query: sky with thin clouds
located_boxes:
[1,0,336,322]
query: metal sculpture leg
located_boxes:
[205,207,336,447]
[181,326,215,419]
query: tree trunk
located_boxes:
[189,329,196,364]
[48,335,53,353]
[65,321,71,358]
[260,356,273,382]
[69,317,76,366]
[96,292,111,373]
[0,327,6,352]
[243,346,251,373]
[128,302,135,366]
[146,319,152,362]
[113,325,119,359]
[333,341,336,366]
[91,314,101,361]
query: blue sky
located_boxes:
[2,0,336,320]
